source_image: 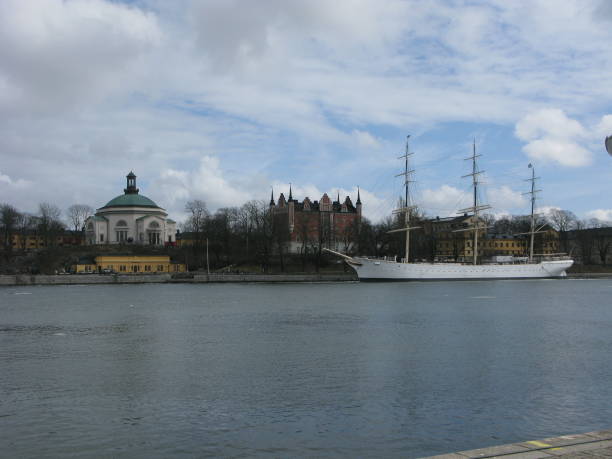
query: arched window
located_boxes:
[116,220,128,227]
[87,222,94,231]
[149,221,160,229]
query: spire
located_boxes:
[288,183,293,201]
[124,171,139,194]
[356,187,361,205]
[337,191,340,203]
[270,187,275,206]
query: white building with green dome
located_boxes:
[85,172,177,246]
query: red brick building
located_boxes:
[270,186,362,254]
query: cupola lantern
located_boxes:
[124,171,139,194]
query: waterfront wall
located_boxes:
[0,273,357,286]
[3,272,606,286]
[188,273,357,283]
[0,274,173,286]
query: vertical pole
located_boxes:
[405,136,410,263]
[529,166,536,263]
[206,237,210,275]
[472,140,478,266]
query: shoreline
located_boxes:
[0,272,358,286]
[1,272,611,286]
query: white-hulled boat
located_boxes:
[326,136,573,281]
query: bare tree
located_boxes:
[548,209,577,254]
[183,200,210,268]
[589,219,612,266]
[67,204,93,232]
[296,214,313,270]
[16,212,34,251]
[184,200,209,233]
[242,200,274,272]
[574,219,595,264]
[38,203,64,247]
[548,209,577,231]
[1,204,20,252]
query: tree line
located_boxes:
[0,202,93,252]
[2,199,611,270]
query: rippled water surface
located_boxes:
[2,280,612,458]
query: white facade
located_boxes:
[85,172,177,246]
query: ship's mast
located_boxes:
[390,135,420,263]
[471,142,478,265]
[404,136,410,262]
[460,140,490,265]
[524,164,541,262]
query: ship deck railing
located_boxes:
[358,255,572,264]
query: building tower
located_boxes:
[124,171,139,194]
[288,184,295,232]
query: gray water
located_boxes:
[1,280,612,458]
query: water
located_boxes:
[1,280,612,458]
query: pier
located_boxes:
[427,430,612,458]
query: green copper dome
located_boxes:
[102,193,160,209]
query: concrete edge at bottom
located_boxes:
[423,430,612,458]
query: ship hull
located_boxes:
[350,258,573,281]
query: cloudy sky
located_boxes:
[2,0,612,224]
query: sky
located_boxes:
[1,0,612,224]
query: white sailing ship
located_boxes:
[327,137,573,280]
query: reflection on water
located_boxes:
[1,280,612,458]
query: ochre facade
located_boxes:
[73,255,186,274]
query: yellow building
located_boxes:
[10,231,85,250]
[426,216,560,261]
[428,215,487,261]
[73,255,186,274]
[482,235,527,257]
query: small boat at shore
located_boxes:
[326,136,573,281]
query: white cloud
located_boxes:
[421,185,470,217]
[351,130,380,150]
[153,156,251,216]
[586,209,612,222]
[2,0,612,220]
[595,114,612,137]
[515,109,592,166]
[0,170,31,189]
[0,0,160,114]
[515,109,586,141]
[535,206,561,220]
[487,186,526,211]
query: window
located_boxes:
[116,220,128,227]
[158,265,164,271]
[116,231,128,242]
[100,234,104,242]
[145,265,151,272]
[120,265,127,272]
